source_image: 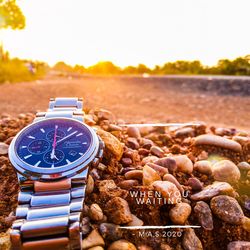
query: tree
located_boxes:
[0,0,25,29]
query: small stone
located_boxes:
[118,180,139,190]
[95,108,115,122]
[86,175,94,194]
[127,127,141,139]
[138,148,149,156]
[125,170,143,180]
[147,163,169,176]
[121,157,133,166]
[237,162,250,171]
[160,244,172,250]
[194,160,212,175]
[97,163,108,171]
[82,229,105,249]
[127,214,144,226]
[173,155,193,174]
[82,217,91,235]
[212,160,240,184]
[141,138,154,149]
[242,216,250,233]
[227,241,250,250]
[138,245,153,250]
[108,240,137,250]
[0,230,11,250]
[105,197,132,224]
[175,127,195,138]
[182,228,203,250]
[163,174,184,193]
[99,223,123,241]
[89,204,104,221]
[194,201,213,230]
[150,146,164,157]
[210,195,244,225]
[142,155,159,165]
[187,178,203,191]
[0,143,9,155]
[152,181,181,204]
[191,182,234,201]
[126,137,140,150]
[143,164,161,186]
[98,180,127,201]
[97,128,123,160]
[88,247,104,250]
[169,203,192,225]
[194,134,242,152]
[154,157,177,172]
[84,114,96,126]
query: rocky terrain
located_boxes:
[0,109,249,250]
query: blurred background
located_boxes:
[0,0,249,130]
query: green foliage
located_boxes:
[0,0,25,29]
[52,55,250,77]
[0,55,47,83]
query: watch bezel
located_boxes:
[9,117,99,180]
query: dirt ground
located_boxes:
[0,74,249,130]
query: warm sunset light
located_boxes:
[1,0,250,67]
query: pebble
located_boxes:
[138,245,153,250]
[89,204,104,221]
[163,174,184,193]
[187,177,203,191]
[194,134,242,152]
[210,195,244,225]
[108,240,137,250]
[143,164,161,186]
[97,163,108,171]
[147,163,169,176]
[152,181,181,204]
[88,247,104,250]
[125,170,143,180]
[227,241,250,250]
[175,127,195,138]
[154,157,177,172]
[191,182,234,201]
[242,216,250,233]
[0,230,11,250]
[105,197,132,224]
[142,155,159,165]
[121,157,133,166]
[237,161,250,171]
[99,223,123,241]
[194,201,213,230]
[97,128,123,160]
[173,155,193,174]
[127,214,144,226]
[86,175,94,194]
[150,145,165,157]
[0,143,9,155]
[126,137,140,149]
[194,160,212,175]
[82,229,105,250]
[182,228,203,250]
[118,180,139,190]
[140,138,154,149]
[212,160,240,183]
[169,203,192,225]
[127,127,141,139]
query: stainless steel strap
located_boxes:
[10,98,100,250]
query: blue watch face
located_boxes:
[15,119,92,168]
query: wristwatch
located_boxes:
[8,97,104,250]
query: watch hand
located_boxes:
[51,125,58,159]
[56,130,78,145]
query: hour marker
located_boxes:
[24,154,32,159]
[51,164,55,168]
[82,142,87,145]
[76,133,83,137]
[67,127,72,132]
[40,128,45,133]
[21,146,27,149]
[34,161,41,167]
[79,153,83,156]
[28,136,35,139]
[66,159,71,164]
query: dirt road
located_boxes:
[0,74,249,130]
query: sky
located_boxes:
[1,0,250,67]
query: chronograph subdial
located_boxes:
[28,139,50,154]
[44,149,64,165]
[46,129,65,141]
